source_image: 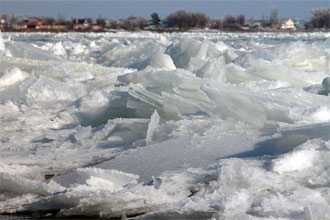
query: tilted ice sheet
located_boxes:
[0,32,330,219]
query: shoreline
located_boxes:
[1,28,329,34]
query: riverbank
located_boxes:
[1,27,329,33]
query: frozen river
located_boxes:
[1,31,330,219]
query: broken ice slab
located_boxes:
[276,41,330,71]
[52,167,138,190]
[0,55,123,77]
[26,75,87,104]
[128,83,215,120]
[118,68,214,108]
[247,58,325,87]
[146,53,176,70]
[0,67,29,91]
[166,39,217,69]
[323,38,330,49]
[0,31,5,52]
[6,41,62,61]
[99,40,166,70]
[196,56,227,83]
[146,110,160,145]
[202,85,267,127]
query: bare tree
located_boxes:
[310,8,330,28]
[222,14,238,29]
[261,12,266,26]
[223,14,236,24]
[96,15,106,28]
[270,6,278,25]
[86,18,93,25]
[189,12,211,28]
[151,12,161,26]
[106,19,119,29]
[236,14,245,25]
[57,13,67,25]
[42,16,56,25]
[121,17,147,30]
[166,9,189,30]
[1,14,9,22]
[96,18,106,28]
[211,18,222,29]
[8,14,19,25]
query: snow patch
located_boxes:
[271,149,320,173]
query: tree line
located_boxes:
[1,7,329,31]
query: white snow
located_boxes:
[271,149,320,173]
[147,53,176,70]
[0,31,5,52]
[52,41,67,56]
[0,67,29,90]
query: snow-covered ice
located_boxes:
[0,31,330,219]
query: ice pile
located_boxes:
[1,32,330,219]
[0,31,5,52]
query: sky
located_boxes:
[0,0,329,20]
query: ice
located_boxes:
[301,106,330,123]
[51,42,66,56]
[323,38,330,49]
[196,56,226,83]
[0,74,36,102]
[89,40,97,48]
[99,40,165,69]
[26,75,87,104]
[202,85,266,126]
[276,41,330,71]
[252,48,275,61]
[225,63,260,84]
[117,68,215,120]
[146,110,160,145]
[0,31,5,52]
[214,41,230,53]
[146,53,176,70]
[96,122,264,182]
[322,77,330,94]
[2,32,330,219]
[223,48,239,63]
[271,149,320,173]
[165,39,220,69]
[53,168,138,191]
[75,89,112,126]
[247,58,325,87]
[305,76,330,96]
[0,67,29,90]
[70,43,86,55]
[6,41,62,61]
[0,173,51,196]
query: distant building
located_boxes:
[281,19,296,30]
[250,21,262,29]
[72,18,90,31]
[24,19,43,29]
[12,25,27,31]
[295,21,303,29]
[91,25,102,31]
[0,19,5,30]
[72,18,89,26]
[262,20,272,28]
[39,25,69,31]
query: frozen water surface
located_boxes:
[0,31,330,219]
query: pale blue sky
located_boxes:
[1,0,329,20]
